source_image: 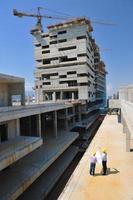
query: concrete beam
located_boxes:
[37,114,42,137]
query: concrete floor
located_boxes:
[59,115,133,200]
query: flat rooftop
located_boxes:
[47,17,93,32]
[59,115,133,200]
[0,73,24,83]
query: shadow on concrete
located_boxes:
[107,168,120,175]
[94,168,120,176]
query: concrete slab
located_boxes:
[75,112,99,130]
[18,146,78,200]
[0,103,72,123]
[0,136,43,171]
[0,132,78,200]
[59,115,133,200]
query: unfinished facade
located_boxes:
[33,17,106,104]
[92,41,106,105]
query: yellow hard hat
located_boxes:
[102,148,107,153]
[92,152,96,155]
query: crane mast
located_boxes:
[13,7,69,34]
[13,8,43,33]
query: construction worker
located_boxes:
[90,152,97,176]
[101,149,107,175]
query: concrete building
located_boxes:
[33,17,106,105]
[0,73,25,107]
[119,85,133,103]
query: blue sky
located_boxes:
[0,0,133,95]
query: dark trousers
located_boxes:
[102,161,107,175]
[90,163,96,175]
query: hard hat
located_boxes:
[102,148,107,153]
[92,152,96,155]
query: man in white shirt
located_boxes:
[102,149,107,175]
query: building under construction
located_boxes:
[33,17,106,105]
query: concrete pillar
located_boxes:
[27,96,30,105]
[37,114,42,137]
[60,91,63,100]
[72,92,74,100]
[65,108,69,131]
[7,94,12,106]
[78,104,82,122]
[39,89,44,103]
[72,106,76,125]
[52,92,56,102]
[29,116,31,136]
[53,111,58,138]
[36,90,39,104]
[16,118,20,136]
[21,92,25,106]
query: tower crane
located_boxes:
[13,7,70,35]
[13,7,116,35]
[13,7,115,50]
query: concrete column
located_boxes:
[29,116,31,136]
[53,111,58,138]
[16,118,20,136]
[52,92,56,102]
[78,104,82,122]
[36,90,39,104]
[39,89,43,103]
[37,114,42,137]
[21,92,25,106]
[72,92,74,100]
[60,91,63,100]
[65,108,69,131]
[27,96,30,105]
[72,106,76,125]
[7,94,12,106]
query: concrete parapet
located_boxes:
[109,99,121,109]
[121,101,133,151]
